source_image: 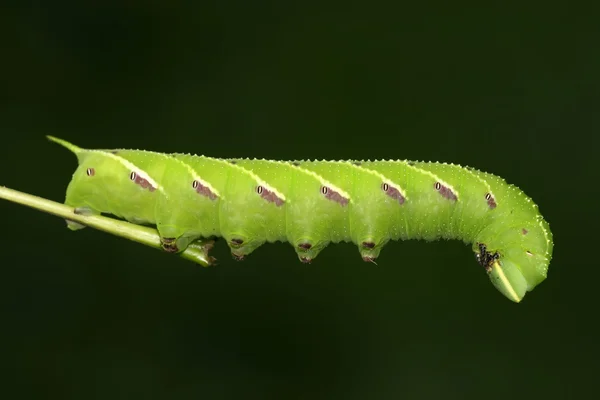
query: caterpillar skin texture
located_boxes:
[48,136,553,303]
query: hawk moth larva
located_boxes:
[47,136,553,303]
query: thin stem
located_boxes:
[0,185,214,267]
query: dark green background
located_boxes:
[1,2,597,399]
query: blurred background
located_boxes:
[1,1,597,399]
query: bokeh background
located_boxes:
[1,2,597,399]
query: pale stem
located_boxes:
[0,185,213,267]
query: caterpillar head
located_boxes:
[475,243,528,303]
[474,218,552,302]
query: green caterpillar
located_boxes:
[47,136,553,303]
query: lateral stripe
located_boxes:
[93,150,164,194]
[211,157,287,202]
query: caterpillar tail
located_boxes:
[47,135,83,155]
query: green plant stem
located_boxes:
[0,185,214,267]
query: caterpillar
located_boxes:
[47,136,553,303]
